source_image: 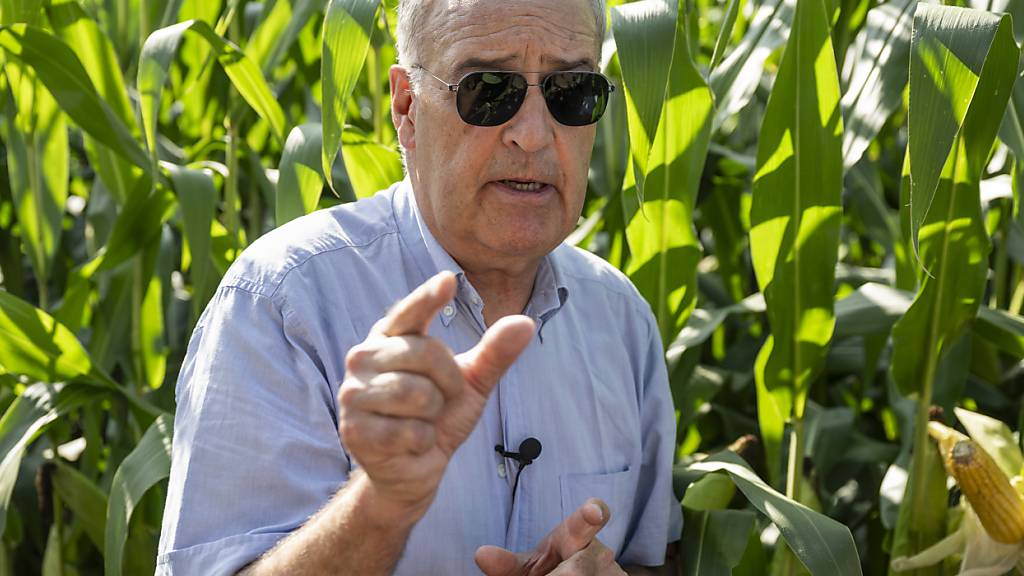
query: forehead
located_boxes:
[424,0,600,76]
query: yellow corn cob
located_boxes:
[928,421,1024,544]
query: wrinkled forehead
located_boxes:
[419,0,601,76]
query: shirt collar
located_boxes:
[393,177,569,330]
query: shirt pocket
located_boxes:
[559,465,638,557]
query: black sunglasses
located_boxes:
[413,66,615,127]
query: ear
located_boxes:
[390,65,416,151]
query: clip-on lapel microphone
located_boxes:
[495,437,542,505]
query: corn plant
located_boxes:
[2,0,1024,574]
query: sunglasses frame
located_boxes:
[411,65,616,127]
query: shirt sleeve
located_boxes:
[157,285,349,576]
[618,309,683,567]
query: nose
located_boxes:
[501,84,555,153]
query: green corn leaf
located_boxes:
[998,53,1024,161]
[0,0,42,24]
[749,0,844,480]
[105,413,172,576]
[138,18,287,172]
[839,0,915,169]
[138,272,166,390]
[889,6,1018,572]
[974,305,1024,358]
[249,0,323,75]
[51,461,107,552]
[688,451,863,575]
[708,0,741,73]
[623,0,712,347]
[0,383,106,539]
[833,282,910,338]
[666,293,765,362]
[47,0,147,205]
[89,186,177,276]
[277,122,325,226]
[680,472,737,511]
[906,5,1015,255]
[341,125,402,200]
[0,24,149,171]
[610,0,676,200]
[166,165,217,319]
[0,290,109,386]
[322,0,379,193]
[681,508,756,576]
[0,61,68,297]
[709,0,795,129]
[892,4,1016,400]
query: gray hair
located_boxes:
[395,0,606,84]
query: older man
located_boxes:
[157,0,681,574]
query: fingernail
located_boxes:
[586,502,603,522]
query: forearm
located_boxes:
[238,470,427,576]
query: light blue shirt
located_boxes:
[157,179,682,575]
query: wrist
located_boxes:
[348,470,435,528]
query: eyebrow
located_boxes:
[450,56,596,79]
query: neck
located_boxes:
[459,259,541,327]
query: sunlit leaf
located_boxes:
[840,0,915,169]
[138,18,287,172]
[341,125,402,200]
[0,61,68,295]
[624,0,712,347]
[749,0,844,482]
[277,123,325,225]
[890,6,1018,572]
[709,0,795,129]
[0,24,149,171]
[611,0,676,201]
[0,291,108,386]
[906,5,1015,254]
[322,0,379,192]
[248,0,323,75]
[47,0,147,205]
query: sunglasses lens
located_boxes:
[456,72,527,127]
[543,72,610,126]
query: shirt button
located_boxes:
[497,461,507,478]
[472,296,482,307]
[442,304,455,317]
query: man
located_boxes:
[157,0,681,573]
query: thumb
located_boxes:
[552,498,610,559]
[456,315,535,395]
[474,545,524,576]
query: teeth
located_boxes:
[502,180,544,192]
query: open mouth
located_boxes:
[497,179,548,192]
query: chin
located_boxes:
[484,229,566,259]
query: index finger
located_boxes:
[553,499,610,559]
[372,271,457,337]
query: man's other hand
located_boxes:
[475,498,627,576]
[338,271,535,515]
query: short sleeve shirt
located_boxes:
[156,179,682,575]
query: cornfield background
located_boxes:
[1,0,1024,573]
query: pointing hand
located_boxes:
[338,271,535,514]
